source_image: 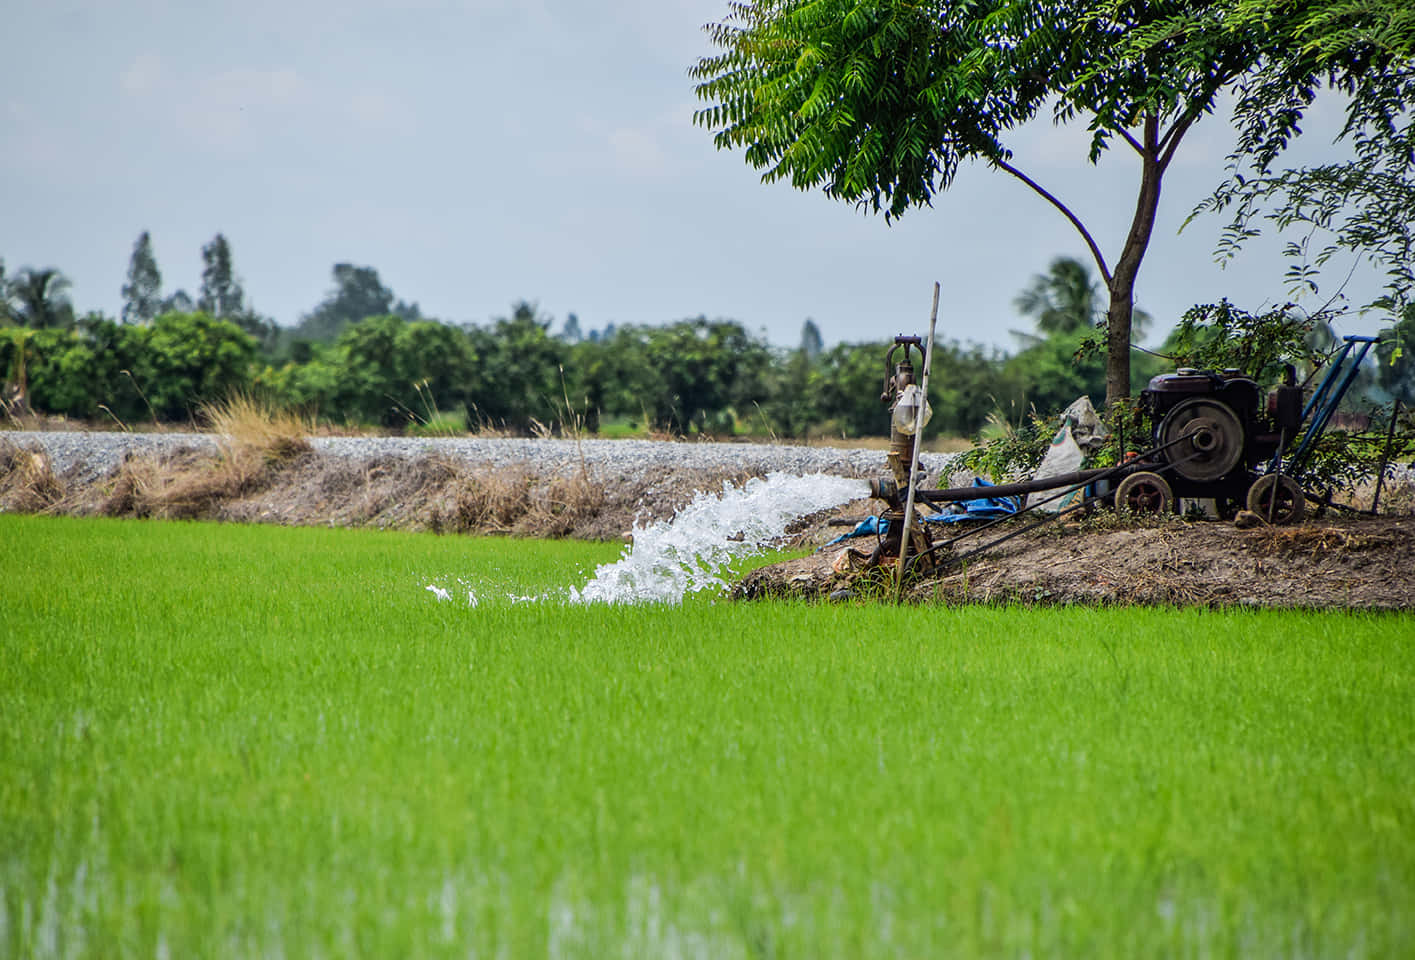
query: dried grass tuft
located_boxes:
[97,396,313,520]
[518,469,606,538]
[418,459,609,538]
[438,465,533,533]
[0,438,65,511]
[202,394,313,465]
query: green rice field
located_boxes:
[2,514,1412,957]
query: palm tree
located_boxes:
[1013,256,1150,344]
[8,267,75,329]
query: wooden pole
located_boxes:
[894,282,940,603]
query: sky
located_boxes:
[1,0,1392,352]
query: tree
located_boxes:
[193,234,279,352]
[297,264,397,342]
[1014,257,1106,338]
[466,302,567,432]
[20,320,140,421]
[809,340,893,437]
[8,267,75,329]
[0,259,10,325]
[761,320,827,437]
[122,231,163,325]
[161,290,195,314]
[1376,303,1415,405]
[798,318,824,361]
[198,234,246,319]
[1121,0,1415,313]
[134,312,258,421]
[693,0,1401,406]
[1012,255,1151,346]
[641,318,773,435]
[329,314,479,426]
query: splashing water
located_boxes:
[568,472,870,605]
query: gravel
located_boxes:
[17,430,964,485]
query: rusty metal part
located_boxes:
[1114,471,1175,515]
[1159,398,1245,482]
[1247,473,1306,525]
[881,336,921,403]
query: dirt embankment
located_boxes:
[0,433,791,541]
[4,429,937,542]
[737,511,1415,611]
[4,431,1412,610]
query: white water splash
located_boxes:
[425,579,480,607]
[569,472,869,605]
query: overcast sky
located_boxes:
[2,0,1390,351]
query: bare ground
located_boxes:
[735,511,1415,611]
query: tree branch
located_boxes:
[1118,126,1145,156]
[1157,105,1201,163]
[1158,113,1196,171]
[996,159,1113,285]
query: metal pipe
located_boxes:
[917,467,1113,504]
[1289,335,1377,476]
[894,282,940,603]
[908,433,1209,569]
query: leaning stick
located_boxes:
[894,282,940,603]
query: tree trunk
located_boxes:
[1105,116,1165,408]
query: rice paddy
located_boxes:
[1,514,1411,957]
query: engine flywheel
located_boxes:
[1159,398,1245,482]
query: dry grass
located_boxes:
[97,396,313,520]
[426,459,606,538]
[202,394,313,465]
[1247,524,1394,559]
[0,438,65,511]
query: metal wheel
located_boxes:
[1115,471,1175,515]
[1159,398,1245,482]
[1246,474,1306,525]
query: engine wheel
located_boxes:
[1246,474,1306,525]
[1159,398,1245,483]
[1115,471,1175,515]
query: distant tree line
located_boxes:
[3,236,1412,437]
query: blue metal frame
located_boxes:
[1281,335,1378,478]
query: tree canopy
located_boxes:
[7,267,75,330]
[691,0,1414,405]
[198,234,245,320]
[1137,0,1415,315]
[121,232,163,325]
[293,263,423,343]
